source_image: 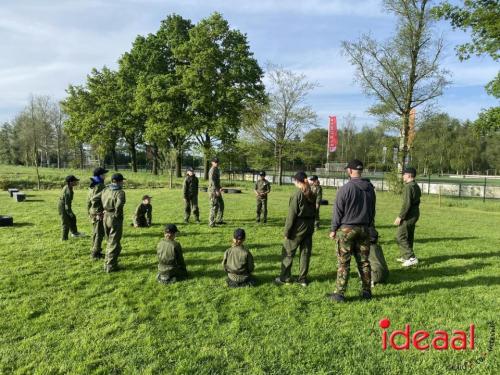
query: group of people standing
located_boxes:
[57,158,421,300]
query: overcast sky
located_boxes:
[0,0,498,128]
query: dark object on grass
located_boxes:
[0,216,14,227]
[223,188,242,194]
[320,199,329,205]
[8,188,19,197]
[13,192,26,202]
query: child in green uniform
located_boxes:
[59,175,84,240]
[133,195,152,227]
[157,224,188,284]
[222,228,256,287]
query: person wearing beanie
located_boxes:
[222,228,255,287]
[133,195,153,228]
[58,175,84,240]
[183,167,200,223]
[87,167,108,259]
[254,171,271,223]
[157,224,188,284]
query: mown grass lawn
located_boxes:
[0,181,499,374]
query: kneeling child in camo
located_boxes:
[133,195,152,227]
[157,224,187,284]
[222,228,256,287]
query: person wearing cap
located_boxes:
[157,224,187,284]
[222,228,256,287]
[58,175,83,240]
[328,159,376,302]
[208,157,225,227]
[394,167,421,267]
[367,226,389,285]
[309,175,323,229]
[87,167,108,259]
[101,173,127,272]
[254,171,271,223]
[275,171,316,287]
[183,167,200,223]
[133,195,153,228]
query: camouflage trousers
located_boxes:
[104,214,123,270]
[60,211,78,240]
[256,197,267,221]
[184,196,199,221]
[397,216,418,260]
[209,193,224,226]
[335,226,371,295]
[90,215,105,257]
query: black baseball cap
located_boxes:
[233,228,246,241]
[308,175,318,181]
[403,167,417,177]
[259,171,266,176]
[111,173,126,182]
[65,175,79,183]
[93,167,109,176]
[165,224,179,233]
[345,159,364,171]
[142,195,152,200]
[211,157,219,163]
[293,171,307,182]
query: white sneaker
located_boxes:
[402,257,418,267]
[71,232,86,238]
[396,258,405,263]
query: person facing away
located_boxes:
[101,173,126,273]
[157,224,188,284]
[208,157,225,227]
[87,167,108,259]
[394,167,421,267]
[133,195,152,228]
[368,226,389,286]
[254,171,271,223]
[183,167,200,223]
[59,175,84,240]
[222,228,256,287]
[308,175,323,229]
[275,171,316,287]
[328,159,376,303]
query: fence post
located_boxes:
[458,184,461,198]
[439,185,442,207]
[428,174,431,195]
[483,177,487,202]
[381,173,384,192]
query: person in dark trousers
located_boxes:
[157,224,188,284]
[275,171,316,287]
[87,167,108,259]
[222,228,256,287]
[394,167,421,267]
[208,157,225,227]
[59,175,84,240]
[368,226,389,286]
[133,195,152,228]
[183,167,200,223]
[309,175,322,228]
[328,160,376,302]
[254,171,271,223]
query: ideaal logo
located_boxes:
[379,318,475,351]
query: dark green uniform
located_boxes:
[208,166,224,226]
[311,184,323,228]
[222,245,255,287]
[58,185,78,240]
[368,226,389,284]
[102,185,126,271]
[157,238,187,283]
[133,203,152,227]
[183,175,199,222]
[87,181,106,257]
[279,189,316,283]
[255,178,271,222]
[397,180,421,260]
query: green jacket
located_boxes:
[58,185,74,215]
[208,166,221,192]
[157,238,187,278]
[183,175,199,198]
[399,181,421,220]
[133,203,152,227]
[87,182,106,217]
[311,184,323,206]
[222,245,254,282]
[101,185,126,220]
[284,189,316,238]
[255,179,271,198]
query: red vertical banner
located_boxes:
[328,116,338,152]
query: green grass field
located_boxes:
[0,179,499,374]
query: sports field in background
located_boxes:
[0,169,499,373]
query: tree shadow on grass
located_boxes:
[24,199,45,202]
[424,250,500,265]
[14,222,35,227]
[382,236,478,245]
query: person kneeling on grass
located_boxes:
[133,195,152,228]
[368,227,389,286]
[222,228,256,287]
[157,224,187,284]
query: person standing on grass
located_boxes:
[275,171,316,287]
[394,167,421,267]
[208,157,225,227]
[254,171,271,223]
[328,159,375,303]
[133,195,153,228]
[157,224,188,284]
[309,175,322,229]
[59,175,84,241]
[87,167,108,259]
[102,173,126,273]
[183,167,200,224]
[222,228,256,287]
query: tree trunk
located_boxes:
[175,149,182,178]
[111,147,118,171]
[151,144,159,175]
[79,143,84,169]
[277,146,284,186]
[203,151,210,180]
[399,113,410,172]
[128,142,137,172]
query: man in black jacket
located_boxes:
[183,167,200,223]
[328,159,376,302]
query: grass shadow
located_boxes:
[14,222,35,227]
[424,250,500,265]
[383,236,478,245]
